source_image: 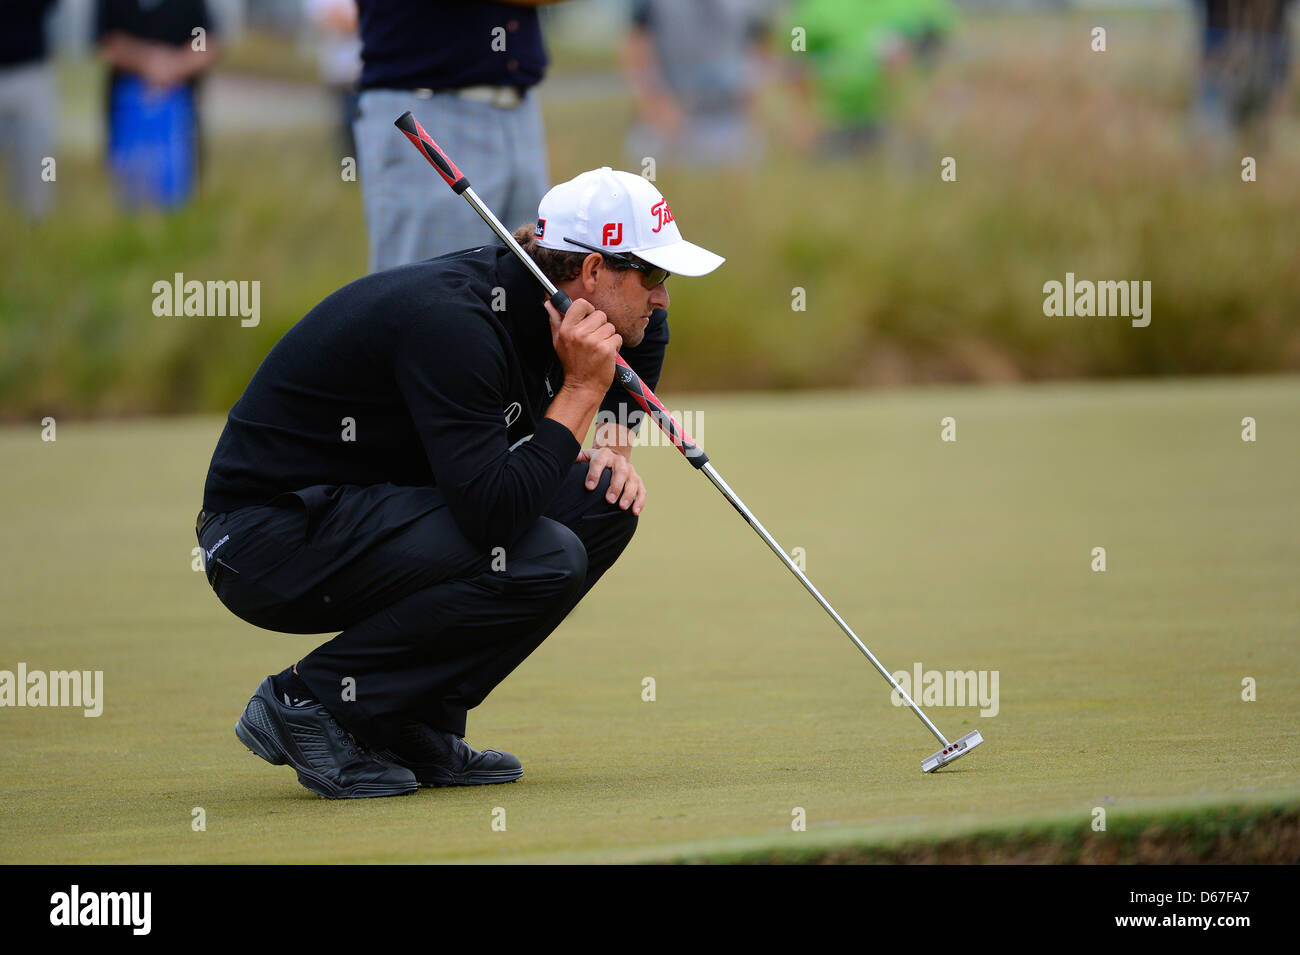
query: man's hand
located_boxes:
[100,32,217,91]
[579,447,646,515]
[544,297,620,395]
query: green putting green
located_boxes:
[1,377,1296,863]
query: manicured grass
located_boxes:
[0,377,1295,862]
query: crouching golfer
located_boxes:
[196,168,724,798]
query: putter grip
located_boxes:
[550,300,710,463]
[548,291,705,466]
[394,111,470,194]
[613,358,709,468]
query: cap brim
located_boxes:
[634,239,725,277]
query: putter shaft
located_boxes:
[472,158,950,747]
[395,110,978,769]
[457,160,945,744]
[461,185,556,295]
[699,462,949,747]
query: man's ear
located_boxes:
[580,253,603,294]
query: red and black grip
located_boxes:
[394,111,470,194]
[612,356,708,468]
[553,288,705,465]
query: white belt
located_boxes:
[413,85,524,109]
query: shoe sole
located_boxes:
[376,745,524,787]
[235,707,417,800]
[417,768,524,788]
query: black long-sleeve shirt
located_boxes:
[202,245,669,550]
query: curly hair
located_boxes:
[511,223,635,286]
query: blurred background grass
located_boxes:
[2,7,1298,420]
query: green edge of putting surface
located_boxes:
[503,790,1300,864]
[0,376,1297,863]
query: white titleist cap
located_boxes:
[534,167,724,277]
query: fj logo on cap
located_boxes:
[602,222,623,245]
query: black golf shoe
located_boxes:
[235,676,418,799]
[378,721,523,787]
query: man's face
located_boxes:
[589,261,670,349]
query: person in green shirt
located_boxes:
[782,0,958,154]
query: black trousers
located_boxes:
[197,462,638,747]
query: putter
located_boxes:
[395,111,984,773]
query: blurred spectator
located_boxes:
[353,0,566,273]
[781,0,956,156]
[305,0,362,158]
[621,0,775,169]
[1192,0,1296,140]
[96,0,218,208]
[782,0,908,155]
[0,0,58,220]
[892,0,958,71]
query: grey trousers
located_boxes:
[354,87,550,272]
[0,61,55,219]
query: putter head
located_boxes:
[921,730,984,773]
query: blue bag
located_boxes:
[108,74,197,208]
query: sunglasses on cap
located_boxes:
[563,236,671,289]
